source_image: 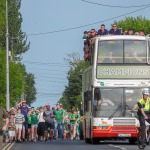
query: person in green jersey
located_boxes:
[53,104,65,139]
[69,108,79,140]
[30,110,38,142]
[27,110,32,141]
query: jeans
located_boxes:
[139,115,150,143]
[23,122,28,139]
[54,122,64,139]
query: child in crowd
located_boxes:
[27,110,32,141]
[63,110,70,140]
[8,114,16,142]
[69,108,79,140]
[83,31,88,46]
[30,110,38,142]
[14,108,25,143]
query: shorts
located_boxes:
[8,131,15,137]
[45,122,54,131]
[28,124,31,129]
[38,122,45,136]
[31,124,38,128]
[70,123,77,128]
[16,124,23,130]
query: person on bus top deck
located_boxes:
[127,29,134,35]
[137,90,150,146]
[109,24,121,35]
[139,30,145,36]
[88,29,97,45]
[97,24,109,36]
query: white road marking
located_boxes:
[108,144,127,150]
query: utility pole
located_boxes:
[6,0,10,110]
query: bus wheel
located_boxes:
[91,138,100,144]
[129,138,136,144]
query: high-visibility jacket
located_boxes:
[137,97,150,112]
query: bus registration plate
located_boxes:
[118,134,131,137]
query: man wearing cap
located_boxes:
[97,24,109,36]
[0,106,8,150]
[17,100,29,141]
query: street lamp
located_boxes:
[6,0,10,110]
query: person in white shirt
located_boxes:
[38,107,45,141]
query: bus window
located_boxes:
[124,40,147,63]
[125,88,149,111]
[93,88,123,117]
[97,40,123,64]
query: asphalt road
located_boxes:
[10,140,150,150]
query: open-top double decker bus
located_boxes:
[81,35,150,144]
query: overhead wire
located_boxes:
[81,0,150,8]
[22,61,69,66]
[35,79,67,84]
[35,76,66,81]
[27,68,68,73]
[26,5,150,36]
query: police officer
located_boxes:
[137,90,150,146]
[0,106,8,150]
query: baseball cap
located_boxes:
[22,100,26,103]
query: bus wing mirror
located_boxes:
[94,88,101,100]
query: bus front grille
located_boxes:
[113,118,136,126]
[111,126,137,132]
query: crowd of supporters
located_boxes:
[83,23,146,61]
[3,101,80,143]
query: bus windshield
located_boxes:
[93,88,148,117]
[97,40,147,64]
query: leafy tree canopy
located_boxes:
[115,16,150,34]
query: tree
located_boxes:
[0,0,5,49]
[115,16,150,34]
[0,0,30,60]
[0,49,25,107]
[24,73,36,105]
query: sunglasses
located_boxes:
[113,26,117,27]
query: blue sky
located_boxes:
[20,0,150,107]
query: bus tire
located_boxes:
[129,138,136,144]
[91,138,100,144]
